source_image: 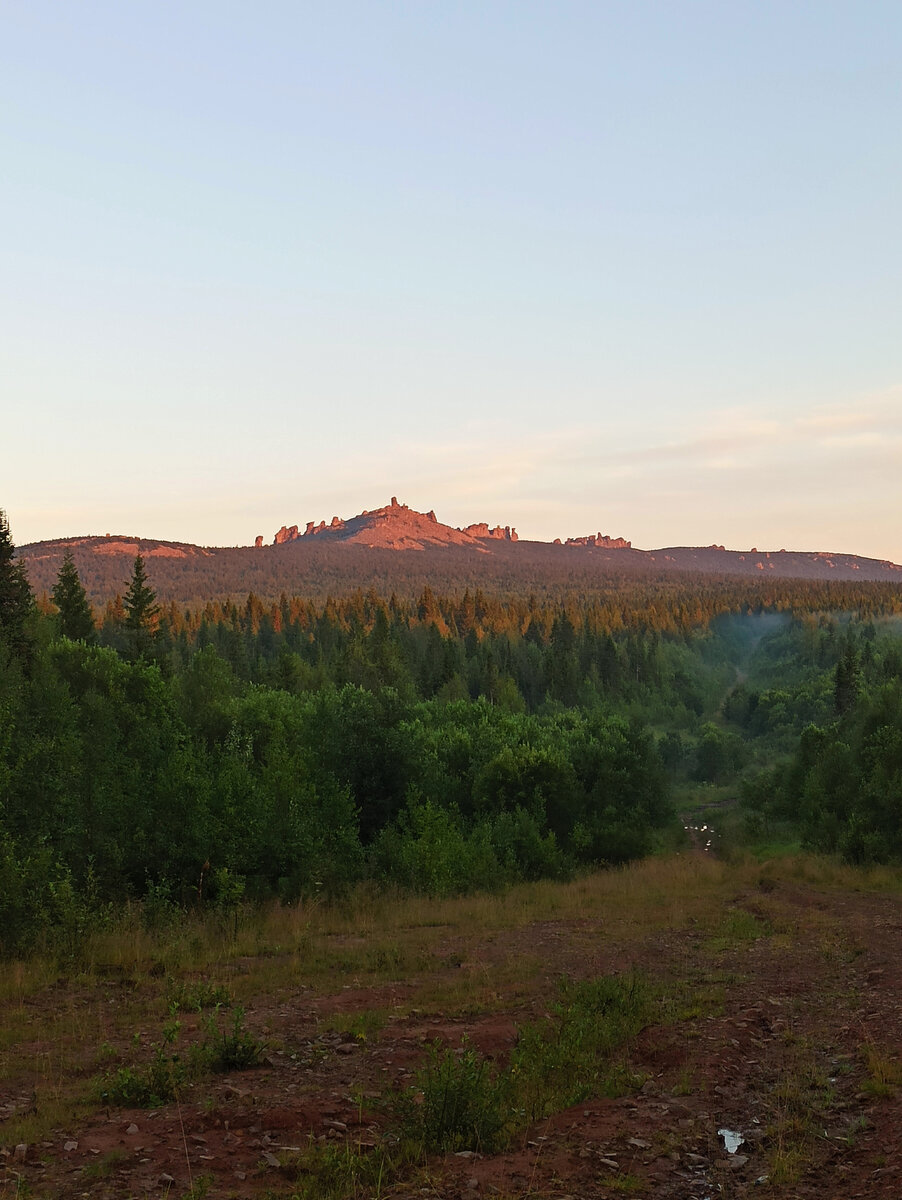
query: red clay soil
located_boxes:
[2,876,902,1199]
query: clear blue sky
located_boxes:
[3,2,901,557]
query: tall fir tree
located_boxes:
[123,554,159,657]
[0,508,34,658]
[51,551,96,642]
[834,643,862,716]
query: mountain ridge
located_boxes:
[16,497,902,604]
[269,495,518,551]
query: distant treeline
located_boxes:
[3,508,902,958]
[19,533,902,608]
[85,577,902,703]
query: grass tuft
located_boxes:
[386,972,653,1153]
[860,1040,902,1097]
[389,1037,511,1153]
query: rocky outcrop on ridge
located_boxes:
[462,523,518,541]
[270,499,518,551]
[565,532,631,549]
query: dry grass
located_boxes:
[409,951,547,1016]
[0,856,738,1160]
[0,958,58,1005]
[860,1039,902,1098]
[773,855,902,893]
[764,1041,835,1186]
[2,850,902,1191]
[4,850,894,1012]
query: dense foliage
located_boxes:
[742,625,902,863]
[2,508,902,956]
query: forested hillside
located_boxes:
[3,508,902,958]
[18,517,902,607]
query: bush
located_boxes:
[388,1039,511,1152]
[387,973,653,1151]
[373,797,501,897]
[197,1006,265,1072]
[0,836,96,959]
[98,1007,264,1108]
[99,1045,186,1108]
[511,973,653,1121]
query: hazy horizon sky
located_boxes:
[3,3,901,558]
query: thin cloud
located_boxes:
[579,396,902,477]
[239,389,902,558]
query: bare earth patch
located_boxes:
[2,856,901,1198]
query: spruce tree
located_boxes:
[51,551,96,642]
[834,643,862,716]
[123,554,159,656]
[0,508,34,657]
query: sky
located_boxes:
[2,1,901,558]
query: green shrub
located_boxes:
[386,974,652,1151]
[141,877,181,931]
[99,1044,186,1107]
[511,973,652,1121]
[281,1140,398,1199]
[197,1006,265,1072]
[99,1006,263,1107]
[0,837,104,960]
[388,1038,511,1152]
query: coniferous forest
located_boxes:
[2,507,902,957]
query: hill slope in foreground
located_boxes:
[17,496,902,603]
[3,852,902,1198]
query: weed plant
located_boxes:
[860,1040,902,1097]
[323,1008,388,1043]
[762,1039,836,1185]
[510,973,653,1122]
[98,1006,264,1106]
[99,1043,186,1107]
[279,1138,400,1199]
[167,979,232,1012]
[387,973,653,1152]
[198,1005,265,1072]
[390,1038,512,1153]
